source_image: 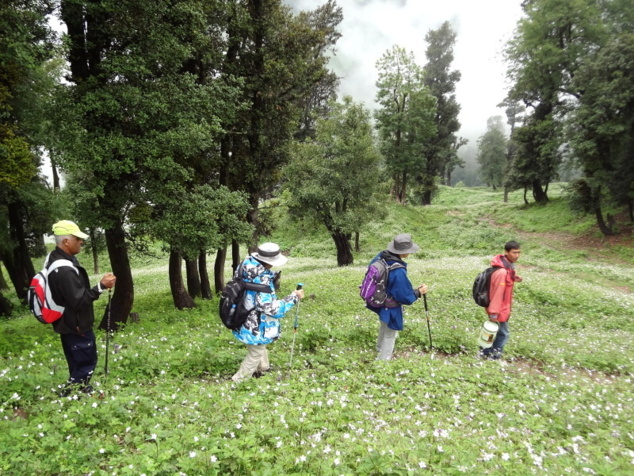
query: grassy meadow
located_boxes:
[1,185,633,475]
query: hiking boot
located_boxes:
[57,382,77,397]
[81,384,94,395]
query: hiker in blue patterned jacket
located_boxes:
[369,233,427,360]
[231,243,304,382]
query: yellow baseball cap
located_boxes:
[52,220,89,240]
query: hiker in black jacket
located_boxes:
[48,220,116,396]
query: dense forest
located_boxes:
[1,0,632,324]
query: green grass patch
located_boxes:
[1,185,633,475]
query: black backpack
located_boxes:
[219,265,271,330]
[472,266,502,307]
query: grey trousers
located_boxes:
[376,321,398,360]
[232,344,270,382]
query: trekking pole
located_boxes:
[288,283,304,370]
[423,294,433,350]
[104,289,112,378]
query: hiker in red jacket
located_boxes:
[481,241,522,360]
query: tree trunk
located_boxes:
[523,187,529,205]
[594,206,615,236]
[50,155,61,192]
[7,203,34,300]
[98,222,134,331]
[169,250,195,310]
[89,228,99,275]
[331,231,353,266]
[421,190,432,206]
[400,171,407,204]
[185,258,201,298]
[214,246,227,295]
[391,173,400,200]
[0,251,23,301]
[0,264,8,290]
[532,179,548,203]
[199,251,212,300]
[503,186,509,203]
[0,291,12,317]
[231,239,241,273]
[592,188,616,236]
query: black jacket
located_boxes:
[48,247,102,335]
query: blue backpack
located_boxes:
[360,258,404,308]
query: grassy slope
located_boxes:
[1,186,633,475]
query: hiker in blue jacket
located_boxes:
[231,243,304,382]
[368,233,427,360]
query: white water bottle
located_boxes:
[477,320,499,348]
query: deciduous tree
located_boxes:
[284,97,383,266]
[504,0,605,203]
[568,33,634,233]
[0,0,59,304]
[216,0,342,280]
[55,0,238,325]
[476,116,507,191]
[374,46,436,204]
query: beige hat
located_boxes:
[52,220,89,240]
[251,242,288,267]
[387,233,420,254]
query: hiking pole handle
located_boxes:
[293,283,303,330]
[423,293,428,312]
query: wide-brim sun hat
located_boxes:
[52,220,89,240]
[387,233,420,255]
[251,242,288,267]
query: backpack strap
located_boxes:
[236,262,273,294]
[47,259,76,273]
[384,261,406,307]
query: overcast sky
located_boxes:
[286,0,524,143]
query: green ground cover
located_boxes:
[1,186,633,475]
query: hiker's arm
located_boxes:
[99,273,116,290]
[53,267,101,311]
[486,268,507,318]
[257,291,298,319]
[388,268,419,305]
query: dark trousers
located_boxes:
[60,330,98,385]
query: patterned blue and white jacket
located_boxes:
[232,256,298,345]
